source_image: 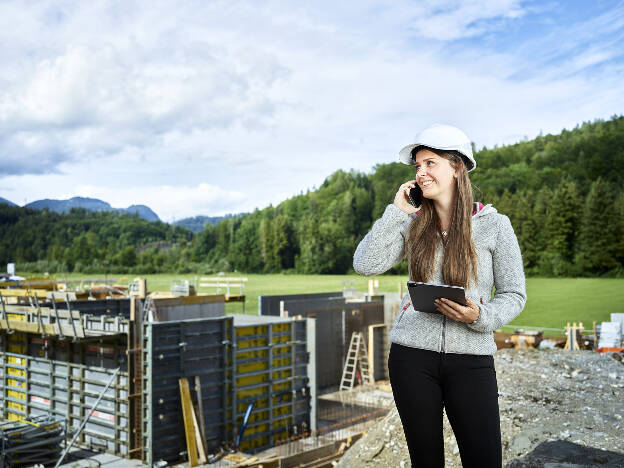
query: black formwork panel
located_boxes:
[259,292,343,316]
[371,325,387,381]
[344,302,385,381]
[38,298,134,317]
[343,302,384,348]
[280,298,345,391]
[142,316,233,466]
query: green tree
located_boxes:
[540,180,580,276]
[575,178,619,275]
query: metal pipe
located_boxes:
[65,293,79,341]
[0,292,14,334]
[51,298,66,340]
[33,295,48,339]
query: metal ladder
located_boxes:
[340,332,374,390]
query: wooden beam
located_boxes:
[0,289,48,298]
[0,319,84,338]
[179,378,199,466]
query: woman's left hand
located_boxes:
[435,296,480,324]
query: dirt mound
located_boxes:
[336,349,624,467]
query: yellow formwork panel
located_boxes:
[236,373,269,388]
[7,355,26,366]
[271,322,290,333]
[236,349,268,361]
[239,435,269,451]
[236,325,268,337]
[270,369,292,381]
[272,381,290,393]
[225,320,306,451]
[272,345,291,356]
[273,431,290,443]
[236,361,269,374]
[7,389,26,401]
[7,369,26,380]
[7,344,26,354]
[272,356,291,368]
[237,398,269,413]
[236,337,268,349]
[272,405,292,418]
[230,386,266,402]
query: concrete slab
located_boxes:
[58,448,146,468]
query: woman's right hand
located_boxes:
[393,180,420,215]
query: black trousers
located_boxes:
[388,342,502,468]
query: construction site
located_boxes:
[0,273,623,467]
[0,274,402,467]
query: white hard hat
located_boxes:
[398,123,476,172]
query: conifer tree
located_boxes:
[532,186,553,263]
[541,180,580,276]
[575,178,618,274]
[515,192,538,269]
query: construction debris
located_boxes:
[0,415,66,467]
[597,316,624,351]
[335,348,624,467]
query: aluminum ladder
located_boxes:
[340,332,374,390]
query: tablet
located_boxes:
[407,281,467,314]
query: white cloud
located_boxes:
[0,0,622,217]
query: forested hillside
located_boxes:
[2,115,623,277]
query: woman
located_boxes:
[353,124,526,468]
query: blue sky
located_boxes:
[0,0,622,221]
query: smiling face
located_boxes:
[413,148,458,201]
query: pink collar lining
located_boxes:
[472,201,484,216]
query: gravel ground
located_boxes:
[336,349,624,467]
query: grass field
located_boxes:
[30,273,624,335]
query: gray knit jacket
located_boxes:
[353,203,526,355]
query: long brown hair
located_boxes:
[407,147,478,288]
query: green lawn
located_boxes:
[27,273,624,334]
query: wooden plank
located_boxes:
[194,376,208,455]
[0,319,85,338]
[179,378,199,466]
[191,397,207,464]
[0,289,48,298]
[46,291,78,301]
[151,294,226,307]
[225,295,245,303]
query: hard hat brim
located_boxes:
[398,143,476,172]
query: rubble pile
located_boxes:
[336,349,624,467]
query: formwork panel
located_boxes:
[0,342,130,457]
[230,318,310,453]
[142,316,233,466]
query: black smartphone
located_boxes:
[408,185,422,207]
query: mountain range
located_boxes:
[0,196,238,229]
[173,214,246,232]
[0,196,160,222]
[0,197,16,207]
